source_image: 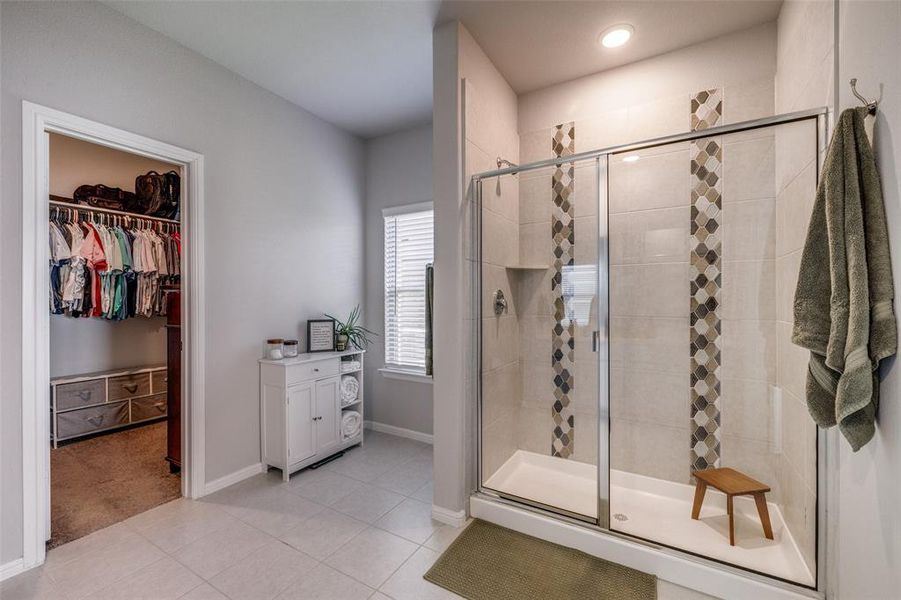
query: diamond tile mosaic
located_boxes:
[551,122,575,459]
[690,89,723,132]
[689,136,723,473]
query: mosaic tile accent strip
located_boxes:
[551,122,575,459]
[689,136,723,473]
[690,89,723,131]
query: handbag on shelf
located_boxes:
[72,184,139,212]
[135,170,180,218]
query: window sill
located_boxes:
[379,367,433,384]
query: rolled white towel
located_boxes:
[341,360,361,372]
[340,375,360,406]
[341,410,362,439]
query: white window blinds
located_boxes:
[384,205,434,371]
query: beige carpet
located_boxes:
[50,421,180,549]
[425,519,657,600]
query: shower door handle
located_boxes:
[592,331,600,352]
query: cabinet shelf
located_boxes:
[505,264,550,271]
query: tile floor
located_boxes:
[2,431,715,600]
[2,432,463,600]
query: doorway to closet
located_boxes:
[46,133,184,549]
[20,102,206,572]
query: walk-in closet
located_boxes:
[47,133,184,548]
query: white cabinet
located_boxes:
[260,351,364,481]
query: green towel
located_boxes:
[792,107,897,452]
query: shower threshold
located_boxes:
[484,450,814,587]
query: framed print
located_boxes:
[307,319,336,352]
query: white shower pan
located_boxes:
[484,450,814,586]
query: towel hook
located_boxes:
[850,78,878,114]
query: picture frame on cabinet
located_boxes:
[307,319,336,352]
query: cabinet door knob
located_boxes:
[313,368,320,372]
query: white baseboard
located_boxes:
[201,462,265,496]
[432,504,467,527]
[0,558,26,582]
[364,420,433,444]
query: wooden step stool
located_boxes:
[690,467,773,546]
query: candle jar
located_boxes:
[283,339,299,358]
[266,339,284,360]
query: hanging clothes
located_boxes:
[48,212,180,321]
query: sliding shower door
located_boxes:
[606,119,820,587]
[478,156,604,522]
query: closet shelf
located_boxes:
[50,196,180,226]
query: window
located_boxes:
[383,203,434,374]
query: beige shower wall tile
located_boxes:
[610,207,690,266]
[628,94,686,142]
[778,456,817,572]
[723,77,775,124]
[481,361,520,427]
[572,160,599,218]
[578,108,631,152]
[611,368,688,428]
[481,315,519,372]
[572,412,599,466]
[721,198,776,261]
[516,403,550,456]
[481,418,517,483]
[775,250,802,323]
[779,387,817,493]
[775,160,817,257]
[518,315,553,365]
[611,418,689,484]
[520,358,553,408]
[519,171,553,224]
[775,120,817,193]
[609,148,690,214]
[482,209,518,267]
[611,263,689,318]
[519,221,550,267]
[720,378,772,444]
[514,268,554,316]
[481,264,517,318]
[723,134,775,203]
[571,359,599,417]
[519,128,554,164]
[610,316,689,376]
[776,322,810,404]
[720,435,780,503]
[720,319,777,382]
[720,260,775,321]
[574,216,600,265]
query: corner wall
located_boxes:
[364,123,434,435]
[836,1,901,597]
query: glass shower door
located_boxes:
[478,155,603,522]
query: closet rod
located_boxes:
[49,196,180,225]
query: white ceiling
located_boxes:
[107,0,782,139]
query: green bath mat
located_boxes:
[424,519,657,600]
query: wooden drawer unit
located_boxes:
[151,370,169,394]
[108,372,151,401]
[56,401,129,439]
[55,378,106,411]
[131,393,168,422]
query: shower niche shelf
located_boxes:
[504,264,549,271]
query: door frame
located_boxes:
[20,101,206,571]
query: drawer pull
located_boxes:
[313,368,320,372]
[154,402,166,411]
[76,390,92,401]
[87,415,105,426]
[123,384,139,393]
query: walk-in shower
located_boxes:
[474,108,825,589]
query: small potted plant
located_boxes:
[326,305,376,351]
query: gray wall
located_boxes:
[1,1,365,564]
[836,1,901,597]
[363,124,434,434]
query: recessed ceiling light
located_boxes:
[622,154,640,163]
[600,24,633,49]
